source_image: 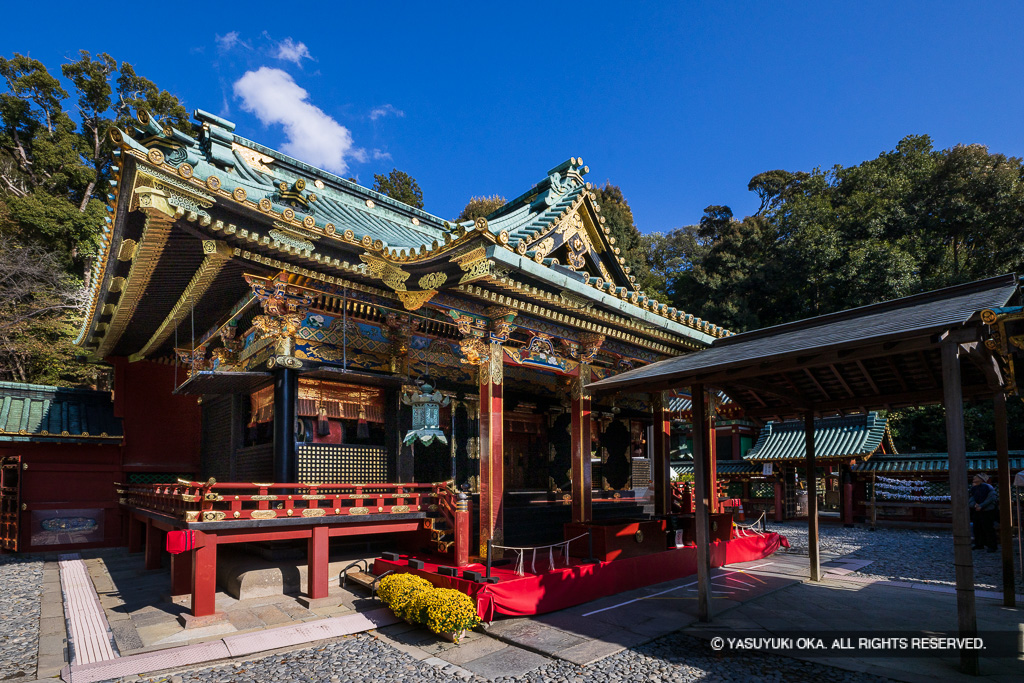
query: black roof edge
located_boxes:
[714,273,1019,348]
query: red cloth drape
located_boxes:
[373,532,787,620]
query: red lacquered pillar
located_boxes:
[191,532,217,617]
[478,344,504,558]
[651,391,671,516]
[144,519,163,570]
[170,551,191,596]
[571,367,593,523]
[307,525,329,600]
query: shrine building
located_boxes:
[43,108,743,612]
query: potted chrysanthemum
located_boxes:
[422,588,480,643]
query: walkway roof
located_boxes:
[589,274,1022,420]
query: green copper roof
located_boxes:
[0,382,122,443]
[745,412,891,462]
[671,460,763,478]
[853,452,1024,474]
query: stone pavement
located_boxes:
[21,529,1024,681]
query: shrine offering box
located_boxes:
[564,518,667,561]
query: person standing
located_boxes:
[970,473,998,552]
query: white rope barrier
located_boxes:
[491,532,591,576]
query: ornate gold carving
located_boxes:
[259,198,273,212]
[397,290,437,311]
[325,223,336,235]
[360,253,411,291]
[250,495,279,501]
[232,142,274,173]
[206,176,222,191]
[301,494,326,500]
[459,337,490,366]
[202,511,226,522]
[418,272,447,289]
[117,239,138,262]
[489,345,503,385]
[178,163,193,178]
[452,247,491,284]
[349,507,369,515]
[534,237,555,260]
[579,332,605,363]
[302,508,326,517]
[184,511,200,522]
[391,505,410,514]
[147,148,165,165]
[250,510,278,519]
[233,187,247,202]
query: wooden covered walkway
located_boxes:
[589,273,1024,675]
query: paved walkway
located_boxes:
[24,533,1024,681]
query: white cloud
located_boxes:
[275,38,313,66]
[369,104,405,121]
[372,148,392,161]
[216,31,249,52]
[233,68,361,174]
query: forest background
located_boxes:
[2,53,1022,452]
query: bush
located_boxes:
[377,573,433,623]
[422,588,480,641]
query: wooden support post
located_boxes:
[773,478,784,522]
[993,392,1015,607]
[842,464,855,527]
[191,532,218,618]
[732,429,741,460]
[128,514,144,554]
[478,343,504,557]
[307,525,329,600]
[804,411,820,582]
[272,365,299,483]
[454,493,471,567]
[707,410,718,513]
[941,339,979,675]
[651,391,671,516]
[170,551,191,597]
[571,368,593,523]
[691,383,712,622]
[144,519,163,570]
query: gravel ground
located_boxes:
[124,631,892,683]
[766,522,1023,592]
[0,554,45,680]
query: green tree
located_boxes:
[372,168,424,209]
[457,194,506,222]
[592,182,649,290]
[0,52,190,385]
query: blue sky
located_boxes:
[4,2,1023,232]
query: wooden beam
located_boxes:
[738,383,993,420]
[941,339,979,675]
[856,359,881,394]
[591,336,939,395]
[803,368,832,402]
[962,342,1005,391]
[887,357,909,392]
[729,378,808,407]
[917,351,939,388]
[829,364,855,398]
[993,392,1015,607]
[805,410,820,582]
[691,383,712,623]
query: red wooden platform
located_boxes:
[373,531,788,621]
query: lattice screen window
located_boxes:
[750,481,774,498]
[298,444,387,483]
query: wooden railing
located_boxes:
[118,479,441,523]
